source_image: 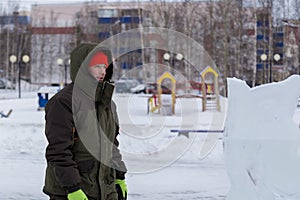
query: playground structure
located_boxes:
[200,66,220,111]
[148,71,176,115]
[148,66,220,115]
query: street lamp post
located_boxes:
[260,53,281,83]
[57,58,70,86]
[9,54,30,98]
[273,53,281,81]
[9,55,17,84]
[260,53,267,83]
[163,52,183,75]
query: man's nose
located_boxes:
[100,69,105,75]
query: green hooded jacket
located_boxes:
[43,43,127,200]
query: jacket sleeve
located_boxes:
[45,96,81,193]
[111,102,127,180]
[113,125,127,180]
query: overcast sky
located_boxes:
[2,0,106,11]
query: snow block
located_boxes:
[224,75,300,200]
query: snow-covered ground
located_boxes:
[0,88,227,199]
[1,86,300,200]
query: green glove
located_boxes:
[115,179,128,200]
[67,189,88,200]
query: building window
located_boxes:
[98,9,118,18]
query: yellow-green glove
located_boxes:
[115,179,127,200]
[67,189,88,200]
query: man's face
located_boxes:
[88,63,106,81]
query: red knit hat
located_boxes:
[88,52,109,68]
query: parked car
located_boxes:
[115,79,139,93]
[131,83,172,94]
[0,78,16,89]
[130,84,147,94]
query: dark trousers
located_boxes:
[49,194,97,200]
[49,195,67,200]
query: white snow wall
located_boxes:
[224,75,300,200]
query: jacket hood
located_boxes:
[70,43,114,82]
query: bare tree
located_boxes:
[255,0,273,84]
[195,0,257,92]
[0,1,30,89]
[148,0,177,29]
[75,2,99,43]
[230,3,256,84]
[31,7,61,84]
[147,0,203,80]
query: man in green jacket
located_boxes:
[43,43,128,200]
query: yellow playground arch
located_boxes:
[148,71,176,115]
[200,66,220,111]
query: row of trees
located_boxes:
[146,0,299,87]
